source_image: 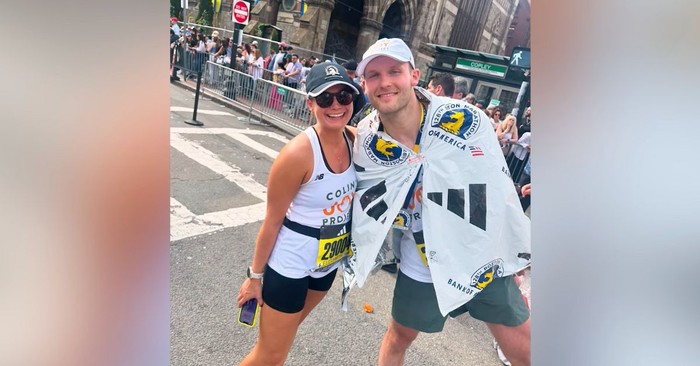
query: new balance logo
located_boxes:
[315,173,324,181]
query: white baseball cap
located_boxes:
[357,38,415,77]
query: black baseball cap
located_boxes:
[342,60,358,71]
[305,61,359,97]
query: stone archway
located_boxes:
[379,1,404,39]
[324,0,365,61]
[354,0,415,60]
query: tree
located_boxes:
[196,0,214,28]
[170,0,182,19]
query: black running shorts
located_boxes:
[262,265,338,313]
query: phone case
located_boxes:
[237,300,260,328]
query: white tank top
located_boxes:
[267,127,357,278]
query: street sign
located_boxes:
[232,0,250,25]
[455,58,507,78]
[180,0,188,9]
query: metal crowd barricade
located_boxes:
[505,146,530,184]
[202,61,315,134]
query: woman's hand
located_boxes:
[236,278,263,308]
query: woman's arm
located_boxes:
[236,134,313,307]
[508,126,519,144]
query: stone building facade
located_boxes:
[184,0,521,76]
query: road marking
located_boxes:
[170,133,267,201]
[227,133,279,159]
[170,106,234,116]
[170,127,292,241]
[170,127,289,143]
[170,198,266,241]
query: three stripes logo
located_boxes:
[426,184,487,231]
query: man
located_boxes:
[517,106,531,136]
[271,41,288,72]
[452,76,469,101]
[170,17,180,37]
[349,38,531,366]
[170,28,180,81]
[282,54,302,89]
[425,72,454,97]
[342,59,367,121]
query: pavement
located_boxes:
[169,81,528,365]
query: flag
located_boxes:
[469,146,484,156]
[300,0,307,16]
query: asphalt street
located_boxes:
[169,83,507,365]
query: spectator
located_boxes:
[300,58,312,91]
[272,42,288,70]
[264,48,275,71]
[283,45,295,66]
[207,31,220,53]
[475,100,486,110]
[342,59,361,84]
[517,106,531,136]
[490,106,503,130]
[508,131,530,183]
[496,113,519,156]
[426,72,454,96]
[283,54,303,89]
[341,59,367,121]
[519,157,531,212]
[170,17,180,37]
[465,93,476,105]
[170,29,180,81]
[250,47,264,80]
[213,37,229,62]
[452,77,469,100]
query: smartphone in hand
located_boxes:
[238,298,259,327]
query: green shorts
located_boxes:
[392,270,529,333]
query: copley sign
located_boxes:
[232,0,250,25]
[455,58,507,78]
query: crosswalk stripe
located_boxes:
[170,133,267,201]
[170,198,266,241]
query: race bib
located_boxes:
[315,223,351,271]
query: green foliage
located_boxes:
[196,0,214,27]
[170,0,182,19]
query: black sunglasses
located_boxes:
[314,89,355,108]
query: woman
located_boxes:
[490,106,504,130]
[189,33,207,74]
[250,47,264,80]
[236,62,358,366]
[496,113,519,156]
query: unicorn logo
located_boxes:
[362,134,410,166]
[433,108,479,140]
[470,259,504,290]
[325,66,340,76]
[375,138,398,160]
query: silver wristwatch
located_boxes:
[246,266,264,279]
